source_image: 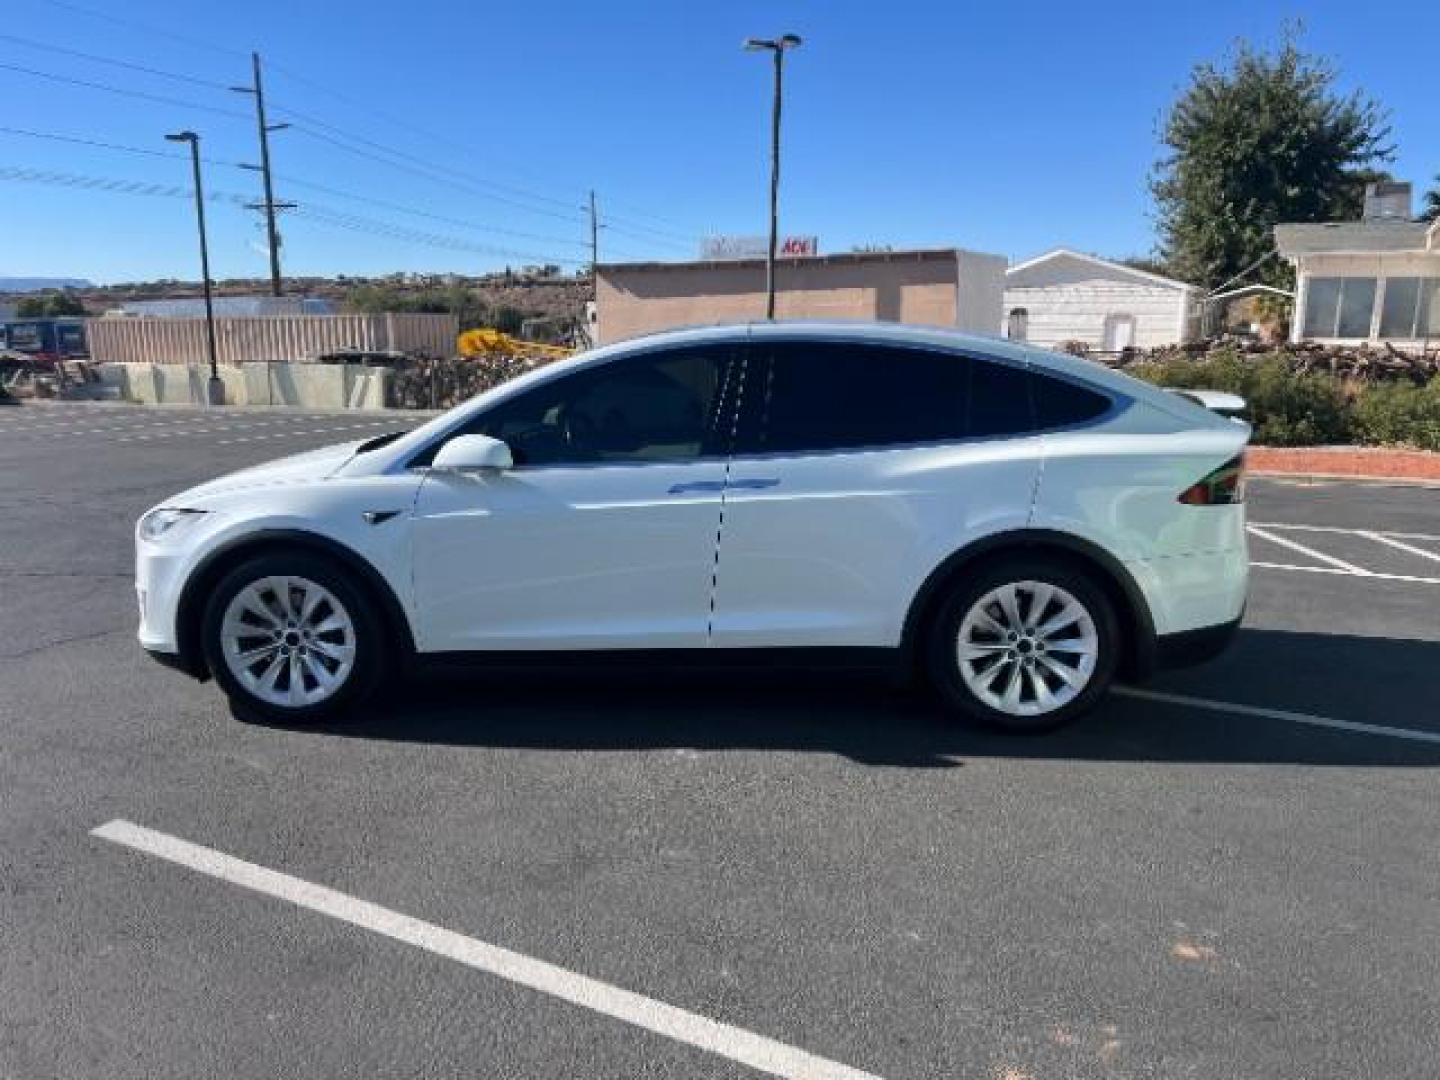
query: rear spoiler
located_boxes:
[1167,388,1247,421]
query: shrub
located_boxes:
[1354,379,1440,452]
[1129,350,1352,445]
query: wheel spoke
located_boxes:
[288,654,306,704]
[1000,660,1024,710]
[297,583,323,626]
[1026,583,1054,627]
[960,641,1011,660]
[308,638,354,662]
[1034,603,1081,640]
[234,641,278,666]
[1027,664,1056,709]
[1039,654,1083,688]
[996,585,1023,631]
[238,588,280,629]
[256,651,285,693]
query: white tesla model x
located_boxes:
[136,322,1249,732]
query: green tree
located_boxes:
[15,291,87,317]
[1152,33,1393,288]
[1423,175,1440,222]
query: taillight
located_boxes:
[1178,455,1245,505]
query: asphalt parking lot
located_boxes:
[3,402,1439,1080]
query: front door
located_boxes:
[411,346,737,651]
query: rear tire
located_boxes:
[926,557,1119,733]
[201,552,387,724]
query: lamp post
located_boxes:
[743,33,802,320]
[166,130,222,406]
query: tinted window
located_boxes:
[1030,371,1112,429]
[422,348,732,467]
[737,342,1035,455]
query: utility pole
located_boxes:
[166,130,222,406]
[587,189,599,297]
[232,52,293,297]
[743,34,802,320]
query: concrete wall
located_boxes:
[595,249,1004,344]
[100,362,391,409]
[86,313,457,366]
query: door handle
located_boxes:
[666,478,780,495]
[668,480,727,495]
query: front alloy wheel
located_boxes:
[219,576,357,708]
[202,553,385,723]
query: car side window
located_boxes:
[421,348,733,468]
[736,342,1038,454]
[1030,370,1112,429]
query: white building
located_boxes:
[1275,183,1440,350]
[1003,249,1201,352]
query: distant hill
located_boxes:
[0,277,93,293]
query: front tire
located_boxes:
[926,558,1119,733]
[201,552,386,724]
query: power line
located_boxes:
[0,124,644,253]
[0,32,232,91]
[0,124,227,164]
[0,163,586,266]
[34,0,247,59]
[8,17,701,246]
[0,61,252,121]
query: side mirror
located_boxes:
[431,433,514,472]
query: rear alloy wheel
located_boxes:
[202,553,385,723]
[928,560,1118,732]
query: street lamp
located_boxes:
[166,130,223,406]
[744,32,802,320]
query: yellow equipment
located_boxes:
[457,327,573,360]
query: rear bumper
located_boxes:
[1155,613,1243,670]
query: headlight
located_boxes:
[138,508,208,542]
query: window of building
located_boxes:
[1304,277,1378,339]
[1379,278,1440,339]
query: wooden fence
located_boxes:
[84,313,457,365]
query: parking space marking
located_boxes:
[1358,530,1440,565]
[1115,687,1440,745]
[92,820,881,1080]
[1249,561,1440,586]
[1250,521,1440,544]
[216,422,398,445]
[1246,525,1372,575]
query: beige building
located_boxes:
[594,248,1006,345]
[1276,182,1440,350]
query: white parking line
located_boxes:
[1250,521,1440,544]
[1359,530,1440,565]
[1250,561,1440,586]
[92,820,880,1080]
[216,422,394,445]
[1115,687,1440,745]
[1245,525,1372,575]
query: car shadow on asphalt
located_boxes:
[242,628,1440,769]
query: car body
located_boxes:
[136,321,1250,731]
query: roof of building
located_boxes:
[1005,248,1197,292]
[1274,220,1432,256]
[596,247,981,273]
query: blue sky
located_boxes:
[2,0,1436,284]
